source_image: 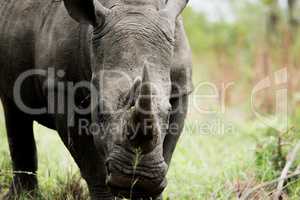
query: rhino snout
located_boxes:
[105,146,168,198]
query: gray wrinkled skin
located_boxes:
[0,0,192,199]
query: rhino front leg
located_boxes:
[163,95,188,165]
[2,98,38,199]
[55,114,114,200]
[153,95,188,200]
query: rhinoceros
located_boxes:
[0,0,193,199]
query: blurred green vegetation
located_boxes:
[183,1,300,198]
[183,1,299,90]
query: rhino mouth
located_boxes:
[105,147,168,198]
[106,173,167,199]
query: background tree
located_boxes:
[288,0,298,27]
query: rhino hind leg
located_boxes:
[2,97,38,198]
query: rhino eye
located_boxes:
[165,103,172,114]
[165,104,172,121]
[167,104,172,112]
[123,90,138,109]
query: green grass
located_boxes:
[2,104,300,199]
[165,119,257,200]
[0,110,89,199]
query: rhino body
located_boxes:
[0,0,192,199]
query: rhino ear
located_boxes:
[163,0,189,20]
[63,0,110,27]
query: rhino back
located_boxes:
[0,0,91,102]
[0,0,47,98]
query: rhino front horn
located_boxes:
[137,65,153,114]
[128,66,160,153]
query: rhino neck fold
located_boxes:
[79,24,94,81]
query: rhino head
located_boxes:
[63,0,189,198]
